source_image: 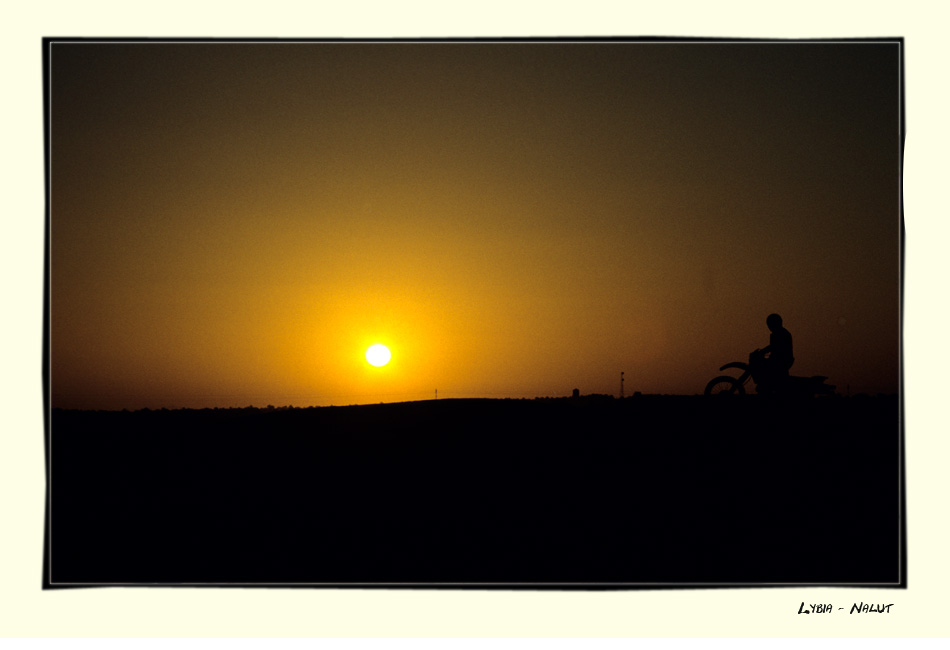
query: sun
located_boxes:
[365,343,392,367]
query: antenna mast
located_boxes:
[620,371,624,400]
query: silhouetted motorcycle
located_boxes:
[704,348,836,397]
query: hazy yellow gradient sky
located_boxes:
[50,41,901,408]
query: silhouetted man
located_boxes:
[761,313,794,390]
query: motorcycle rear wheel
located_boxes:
[704,376,746,397]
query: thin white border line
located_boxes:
[897,40,904,587]
[47,37,54,584]
[48,39,902,45]
[50,581,902,586]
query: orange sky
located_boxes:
[49,41,901,409]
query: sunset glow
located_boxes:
[49,41,900,409]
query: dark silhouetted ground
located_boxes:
[47,395,901,586]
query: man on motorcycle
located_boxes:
[761,313,794,390]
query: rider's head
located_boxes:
[766,313,783,332]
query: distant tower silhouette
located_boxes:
[620,372,625,399]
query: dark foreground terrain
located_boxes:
[47,395,901,586]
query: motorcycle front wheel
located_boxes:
[704,376,746,397]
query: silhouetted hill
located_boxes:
[47,395,901,586]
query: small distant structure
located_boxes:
[572,388,580,398]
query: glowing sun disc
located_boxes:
[365,344,391,367]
